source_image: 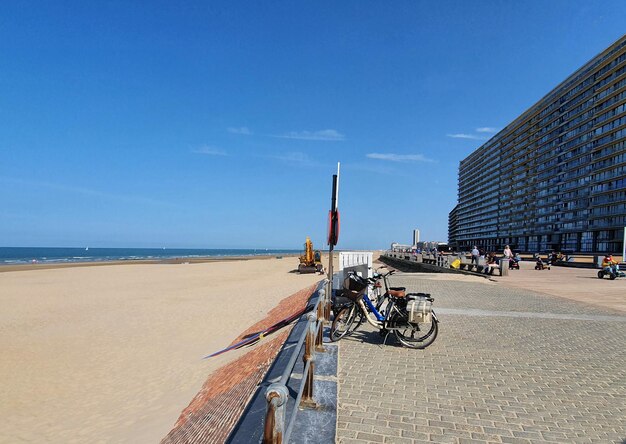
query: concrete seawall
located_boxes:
[381,252,492,277]
[380,255,459,274]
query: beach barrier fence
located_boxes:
[262,281,331,444]
[338,251,373,277]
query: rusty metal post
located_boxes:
[315,299,326,352]
[318,287,328,324]
[323,281,332,323]
[327,278,334,322]
[263,383,288,444]
[317,288,325,317]
[300,313,317,409]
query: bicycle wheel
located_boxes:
[330,305,358,342]
[390,309,438,349]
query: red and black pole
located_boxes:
[326,163,340,319]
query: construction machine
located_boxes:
[298,237,324,274]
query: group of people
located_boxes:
[470,245,521,274]
[534,251,564,270]
[465,245,623,277]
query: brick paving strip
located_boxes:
[161,283,318,444]
[336,273,626,444]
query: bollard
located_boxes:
[301,313,318,408]
[263,383,289,444]
[500,259,509,276]
[315,300,326,352]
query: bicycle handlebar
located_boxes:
[350,269,396,286]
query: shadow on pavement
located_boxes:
[340,328,407,349]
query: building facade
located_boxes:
[412,229,420,246]
[450,35,626,254]
[448,205,459,251]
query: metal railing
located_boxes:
[262,280,331,444]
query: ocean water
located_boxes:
[0,247,300,265]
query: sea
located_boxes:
[0,247,300,266]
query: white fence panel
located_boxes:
[338,251,373,277]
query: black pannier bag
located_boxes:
[342,272,368,301]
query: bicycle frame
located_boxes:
[355,291,409,330]
[351,268,400,329]
[355,297,385,329]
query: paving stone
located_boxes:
[335,273,626,444]
[383,436,413,444]
[346,422,374,433]
[355,431,385,442]
[371,424,401,437]
[399,429,429,440]
[500,437,532,444]
[386,421,414,432]
[337,438,369,444]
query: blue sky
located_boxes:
[1,1,625,249]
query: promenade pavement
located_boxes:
[335,269,626,444]
[489,260,626,313]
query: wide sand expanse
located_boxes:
[0,257,323,443]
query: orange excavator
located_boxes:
[298,237,324,274]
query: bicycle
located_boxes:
[330,269,439,349]
[331,268,408,339]
[340,268,387,329]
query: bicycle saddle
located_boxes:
[388,286,406,298]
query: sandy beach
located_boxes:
[0,257,324,443]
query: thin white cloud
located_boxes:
[366,153,435,163]
[476,127,499,133]
[273,129,345,141]
[272,152,312,163]
[446,133,488,140]
[227,127,252,135]
[193,146,227,156]
[345,163,415,178]
[266,151,326,168]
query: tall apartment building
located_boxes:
[448,205,459,250]
[450,35,626,254]
[413,229,420,246]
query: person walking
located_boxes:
[503,244,513,269]
[471,246,480,266]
